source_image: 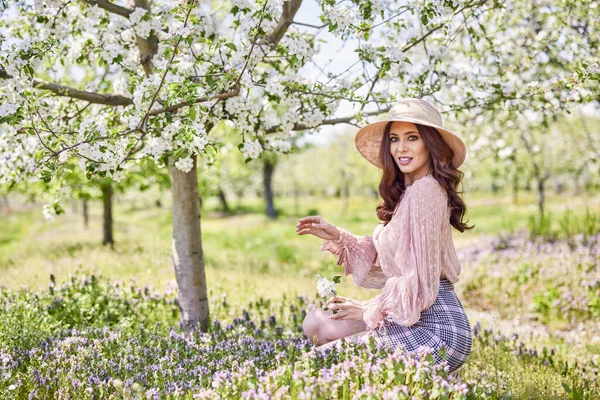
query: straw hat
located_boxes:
[355,98,466,169]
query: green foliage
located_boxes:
[0,274,178,352]
[527,209,600,243]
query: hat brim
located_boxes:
[355,118,466,169]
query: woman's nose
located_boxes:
[397,140,408,153]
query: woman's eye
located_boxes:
[409,135,418,140]
[390,137,397,142]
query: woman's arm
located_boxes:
[321,228,387,289]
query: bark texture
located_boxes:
[101,182,113,246]
[169,155,209,333]
[263,158,277,219]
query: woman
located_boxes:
[296,98,474,373]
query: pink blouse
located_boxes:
[320,174,462,331]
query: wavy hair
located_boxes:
[375,121,474,232]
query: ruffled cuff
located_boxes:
[361,297,387,332]
[319,228,357,276]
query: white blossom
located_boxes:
[316,274,337,298]
[0,104,18,117]
[175,156,194,173]
[42,204,56,221]
[241,139,262,159]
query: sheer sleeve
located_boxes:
[320,228,387,289]
[362,179,448,330]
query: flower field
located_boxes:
[1,196,599,399]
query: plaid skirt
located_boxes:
[375,279,472,372]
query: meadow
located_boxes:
[1,189,599,399]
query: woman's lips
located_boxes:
[398,157,412,165]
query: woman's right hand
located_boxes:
[296,216,340,241]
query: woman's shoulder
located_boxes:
[407,175,446,196]
[404,175,448,211]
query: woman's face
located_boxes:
[388,121,431,183]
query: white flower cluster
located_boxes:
[323,5,358,33]
[316,274,337,298]
[266,138,292,153]
[0,104,18,118]
[241,139,262,159]
[132,74,163,110]
[129,7,162,39]
[283,35,314,61]
[498,147,514,159]
[175,156,194,173]
[266,76,285,98]
[42,204,56,221]
[0,124,37,185]
[300,108,325,128]
[387,46,405,63]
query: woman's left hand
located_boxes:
[325,295,364,320]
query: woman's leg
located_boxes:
[302,308,368,345]
[317,330,381,351]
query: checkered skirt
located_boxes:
[375,279,472,372]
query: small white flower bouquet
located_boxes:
[317,274,341,314]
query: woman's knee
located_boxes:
[302,309,332,344]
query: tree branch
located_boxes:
[266,0,303,46]
[87,0,133,18]
[31,79,133,106]
[265,105,393,133]
[147,87,240,116]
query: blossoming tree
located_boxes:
[1,0,596,332]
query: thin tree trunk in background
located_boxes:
[574,167,583,195]
[101,182,114,246]
[217,186,230,214]
[82,198,89,229]
[263,158,277,219]
[537,178,546,218]
[169,155,209,333]
[340,169,349,216]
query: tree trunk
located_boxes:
[263,158,277,219]
[169,155,209,333]
[340,169,349,216]
[71,197,78,214]
[537,178,545,218]
[217,186,230,214]
[101,182,113,246]
[82,198,89,229]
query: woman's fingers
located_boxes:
[298,216,322,224]
[326,295,347,305]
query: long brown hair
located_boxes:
[375,121,474,232]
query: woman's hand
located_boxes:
[325,295,364,321]
[296,216,340,241]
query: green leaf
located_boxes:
[225,43,237,51]
[332,276,341,284]
[53,202,65,215]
